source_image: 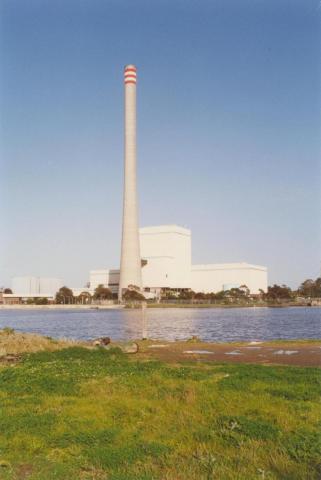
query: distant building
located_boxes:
[9,276,63,301]
[88,225,267,297]
[191,263,267,294]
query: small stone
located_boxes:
[93,337,111,347]
[118,342,139,354]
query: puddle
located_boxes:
[273,350,299,355]
[225,350,243,355]
[183,350,214,355]
[148,344,168,348]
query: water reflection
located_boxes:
[0,307,320,342]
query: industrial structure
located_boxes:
[88,225,267,297]
[86,66,268,298]
[118,65,142,299]
[3,277,62,304]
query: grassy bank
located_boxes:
[0,335,320,479]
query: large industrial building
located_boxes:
[88,224,267,297]
[4,277,63,304]
[11,277,63,296]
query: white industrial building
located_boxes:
[11,277,63,298]
[88,225,267,296]
[191,263,267,294]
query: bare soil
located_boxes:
[136,340,321,367]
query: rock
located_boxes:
[118,342,139,354]
[93,337,111,347]
[186,335,201,343]
[92,338,138,354]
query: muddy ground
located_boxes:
[136,340,321,367]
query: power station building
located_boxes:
[4,277,63,303]
[89,224,267,296]
[111,65,267,298]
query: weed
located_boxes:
[1,327,15,335]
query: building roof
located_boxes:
[140,225,191,235]
[192,262,267,272]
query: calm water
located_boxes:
[0,307,320,342]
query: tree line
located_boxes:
[2,276,321,304]
[55,284,145,304]
[165,277,321,302]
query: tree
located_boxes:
[78,291,92,304]
[122,289,145,301]
[194,292,206,300]
[93,285,113,300]
[35,297,49,305]
[315,278,321,297]
[228,288,244,299]
[179,290,195,300]
[266,284,292,301]
[162,290,179,300]
[4,288,12,294]
[239,285,250,297]
[55,286,74,304]
[214,290,226,300]
[298,278,321,298]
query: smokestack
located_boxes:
[118,65,142,299]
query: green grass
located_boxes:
[0,347,320,479]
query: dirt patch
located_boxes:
[16,464,33,479]
[137,340,321,367]
[0,353,22,365]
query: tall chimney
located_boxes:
[118,65,142,299]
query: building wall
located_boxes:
[140,225,191,289]
[39,278,62,296]
[191,263,268,294]
[88,226,268,295]
[89,270,120,294]
[12,277,38,295]
[89,270,110,290]
[12,277,62,296]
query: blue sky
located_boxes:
[0,0,320,289]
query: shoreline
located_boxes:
[0,304,124,310]
[0,329,320,367]
[0,303,318,310]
